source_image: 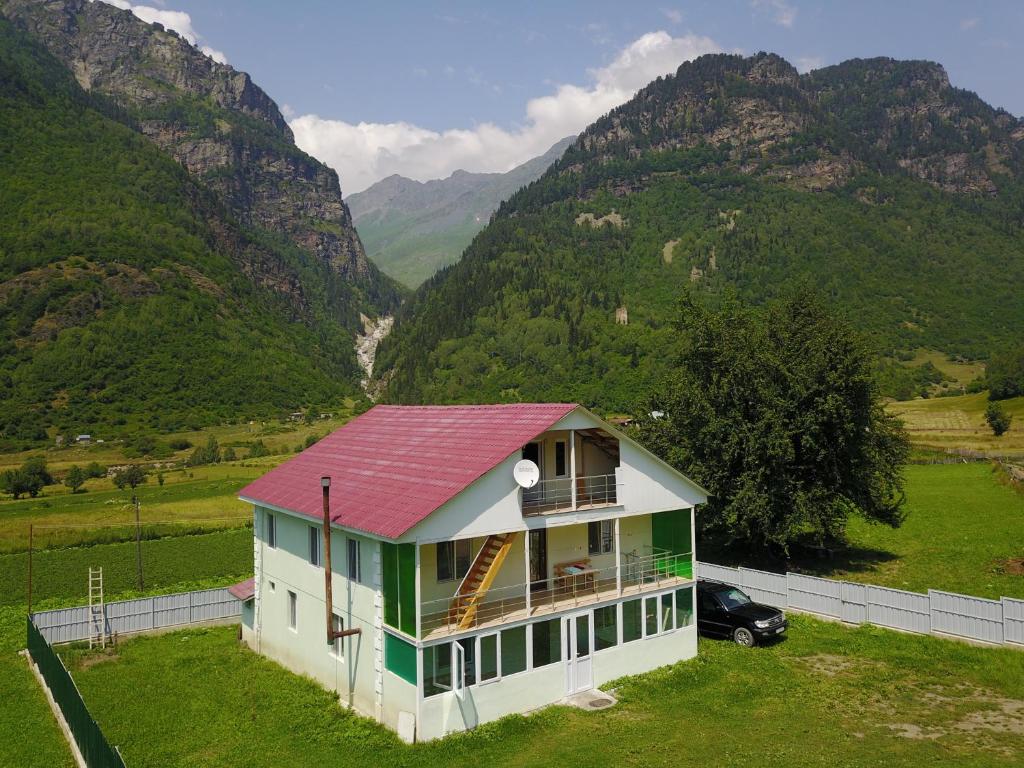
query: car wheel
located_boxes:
[733,627,755,647]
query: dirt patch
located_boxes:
[997,557,1024,575]
[887,723,943,740]
[792,653,867,677]
[72,648,121,670]
[662,239,679,264]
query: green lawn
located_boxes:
[53,617,1024,768]
[814,463,1024,599]
[1,528,253,608]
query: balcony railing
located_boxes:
[420,549,693,638]
[521,473,620,515]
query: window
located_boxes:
[436,539,472,582]
[266,513,277,548]
[644,596,659,637]
[501,626,527,676]
[330,614,344,658]
[347,538,362,583]
[622,598,642,643]
[661,592,675,632]
[532,618,561,667]
[309,525,321,567]
[554,440,567,477]
[456,637,476,686]
[479,633,499,683]
[423,642,452,697]
[287,591,297,631]
[675,587,694,628]
[594,605,618,650]
[587,520,613,555]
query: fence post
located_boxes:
[150,596,156,631]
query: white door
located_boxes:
[453,642,466,700]
[563,611,593,695]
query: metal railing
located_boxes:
[421,550,693,637]
[521,473,620,514]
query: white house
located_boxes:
[233,403,706,741]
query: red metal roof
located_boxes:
[239,403,578,540]
[228,577,255,601]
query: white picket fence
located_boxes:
[31,587,240,645]
[697,561,1024,648]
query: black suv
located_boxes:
[696,579,787,647]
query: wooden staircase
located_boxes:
[448,532,518,631]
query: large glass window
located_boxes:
[532,618,561,667]
[661,593,675,632]
[501,626,527,676]
[644,596,659,637]
[382,542,416,636]
[622,599,642,643]
[423,642,452,697]
[587,520,613,555]
[436,539,472,582]
[479,633,499,683]
[457,637,476,686]
[594,605,618,650]
[675,587,694,627]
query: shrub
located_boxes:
[985,402,1013,436]
[64,465,85,493]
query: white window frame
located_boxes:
[588,520,613,555]
[266,512,277,549]
[436,539,472,583]
[330,613,344,659]
[347,538,362,583]
[287,590,297,632]
[477,631,502,686]
[554,439,568,478]
[309,525,322,567]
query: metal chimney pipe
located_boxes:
[322,475,360,645]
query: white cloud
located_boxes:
[752,0,797,29]
[959,18,979,31]
[795,56,823,73]
[662,9,684,25]
[94,1,227,64]
[292,31,724,194]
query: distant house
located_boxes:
[75,434,91,444]
[234,404,705,741]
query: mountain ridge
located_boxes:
[347,136,574,287]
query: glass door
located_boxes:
[563,611,594,695]
[529,529,548,592]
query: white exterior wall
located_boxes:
[249,507,381,720]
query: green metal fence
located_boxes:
[26,617,126,768]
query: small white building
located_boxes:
[234,404,706,741]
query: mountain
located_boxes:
[376,53,1024,411]
[0,5,398,444]
[347,137,574,287]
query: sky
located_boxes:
[97,1,1024,194]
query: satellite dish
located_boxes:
[513,460,541,489]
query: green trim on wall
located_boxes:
[651,508,693,578]
[382,541,417,636]
[384,632,417,685]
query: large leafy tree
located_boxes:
[636,289,909,553]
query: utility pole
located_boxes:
[134,494,144,591]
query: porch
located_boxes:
[420,548,693,640]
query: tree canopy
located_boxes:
[635,289,910,553]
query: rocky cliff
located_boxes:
[2,0,401,322]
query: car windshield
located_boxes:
[716,588,752,609]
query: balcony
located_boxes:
[420,548,693,640]
[521,473,620,516]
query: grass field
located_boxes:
[43,616,1024,768]
[1,528,253,608]
[889,392,1024,455]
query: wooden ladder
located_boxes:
[88,567,105,649]
[449,532,517,631]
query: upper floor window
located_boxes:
[347,538,362,583]
[554,440,567,477]
[266,512,277,548]
[588,520,613,555]
[437,539,472,582]
[309,525,322,567]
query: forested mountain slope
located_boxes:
[376,53,1024,411]
[0,16,367,444]
[348,136,574,287]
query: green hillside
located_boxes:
[377,54,1024,410]
[0,18,363,445]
